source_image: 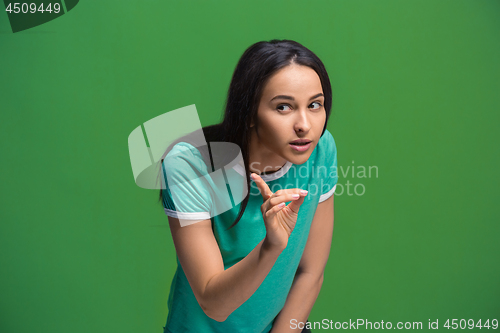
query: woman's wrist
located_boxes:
[262,236,286,255]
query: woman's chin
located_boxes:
[287,153,312,166]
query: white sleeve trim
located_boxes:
[319,184,336,203]
[164,208,211,220]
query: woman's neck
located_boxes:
[247,128,288,176]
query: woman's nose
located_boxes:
[293,109,311,133]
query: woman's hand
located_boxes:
[251,173,308,251]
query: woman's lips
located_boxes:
[289,142,312,152]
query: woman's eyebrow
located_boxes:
[270,95,294,102]
[270,93,324,102]
[309,93,324,100]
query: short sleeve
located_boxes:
[161,142,212,220]
[318,129,338,203]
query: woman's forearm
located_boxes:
[270,272,323,332]
[200,237,283,322]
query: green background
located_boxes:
[1,0,499,332]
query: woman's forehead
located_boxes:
[262,64,323,99]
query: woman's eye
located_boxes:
[277,104,292,112]
[310,102,322,110]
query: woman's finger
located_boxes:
[264,202,286,218]
[286,190,308,214]
[268,192,302,207]
[251,173,273,200]
[269,189,308,206]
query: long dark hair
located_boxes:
[158,39,333,228]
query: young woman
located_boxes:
[159,39,338,333]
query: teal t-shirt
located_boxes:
[161,129,338,333]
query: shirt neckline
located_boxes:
[233,161,293,182]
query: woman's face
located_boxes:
[249,63,326,171]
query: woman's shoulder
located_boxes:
[166,141,198,156]
[315,128,337,157]
[163,142,210,175]
[319,128,335,146]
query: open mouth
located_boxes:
[289,141,312,152]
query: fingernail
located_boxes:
[250,173,256,180]
[292,194,300,199]
[300,190,308,195]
